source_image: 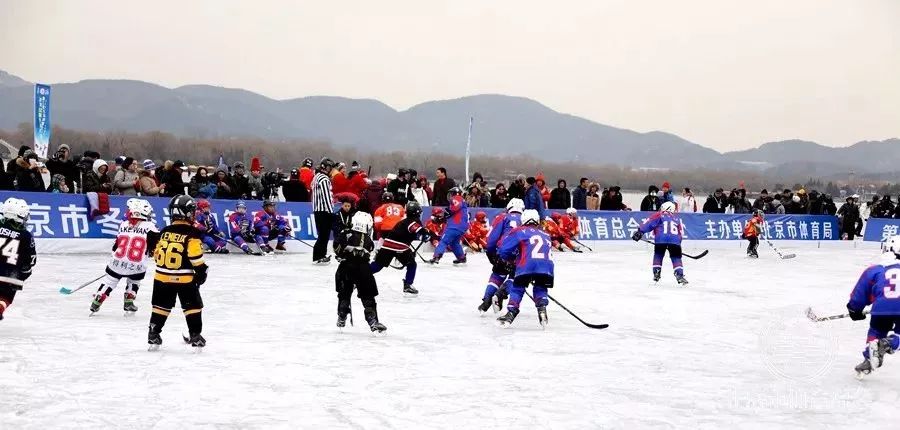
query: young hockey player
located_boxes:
[478,198,523,313]
[429,187,469,265]
[463,211,489,252]
[373,192,405,239]
[545,213,578,252]
[148,195,208,350]
[253,199,292,254]
[632,201,688,285]
[333,197,357,236]
[561,207,582,252]
[333,211,387,333]
[90,198,160,314]
[848,235,900,377]
[0,198,36,321]
[743,210,765,258]
[425,208,446,248]
[496,209,555,327]
[194,199,229,253]
[370,201,431,295]
[227,201,261,255]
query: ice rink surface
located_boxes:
[2,240,899,429]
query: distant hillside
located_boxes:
[0,69,895,174]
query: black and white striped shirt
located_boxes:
[312,172,333,213]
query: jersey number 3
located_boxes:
[885,268,900,299]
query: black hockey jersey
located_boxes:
[153,221,207,285]
[0,224,36,290]
[334,229,375,264]
[382,218,427,252]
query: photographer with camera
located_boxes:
[46,144,78,193]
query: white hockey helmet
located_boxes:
[126,198,152,220]
[883,235,900,259]
[566,207,577,215]
[351,211,374,236]
[506,198,524,214]
[1,197,30,226]
[660,201,677,213]
[521,209,540,226]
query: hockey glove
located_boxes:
[631,231,644,242]
[194,266,208,287]
[847,304,866,321]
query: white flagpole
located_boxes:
[465,116,473,186]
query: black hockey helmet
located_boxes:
[168,195,197,221]
[302,157,314,168]
[318,157,335,172]
[263,198,277,208]
[382,191,394,202]
[447,187,462,198]
[405,201,422,219]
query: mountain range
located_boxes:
[1,69,897,176]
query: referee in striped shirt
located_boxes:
[312,157,336,264]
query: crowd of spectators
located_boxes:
[4,142,900,237]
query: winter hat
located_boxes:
[350,161,360,172]
[648,185,659,193]
[24,150,38,160]
[122,157,135,169]
[58,144,71,152]
[792,195,801,203]
[250,157,261,172]
[760,189,768,195]
[115,155,127,166]
[535,173,545,183]
[92,159,108,175]
[143,159,157,170]
[18,145,31,156]
[662,181,671,190]
[174,160,187,170]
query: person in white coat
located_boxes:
[409,179,430,207]
[679,188,699,213]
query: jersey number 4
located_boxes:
[0,237,20,265]
[885,268,900,299]
[114,236,147,263]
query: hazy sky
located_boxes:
[1,0,898,151]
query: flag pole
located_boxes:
[464,116,473,186]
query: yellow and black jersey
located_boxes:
[153,221,206,285]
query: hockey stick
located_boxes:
[805,306,869,322]
[389,241,426,270]
[640,238,709,260]
[547,294,609,329]
[763,236,796,259]
[287,234,315,249]
[59,274,106,295]
[573,239,593,252]
[216,234,263,255]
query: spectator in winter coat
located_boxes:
[113,157,140,196]
[14,151,45,192]
[784,195,805,214]
[359,179,385,215]
[837,197,862,240]
[82,159,112,194]
[189,167,212,198]
[465,183,488,208]
[640,185,662,212]
[230,161,251,199]
[524,177,546,219]
[821,194,838,215]
[586,183,601,210]
[298,158,315,195]
[490,183,510,209]
[893,196,900,219]
[679,188,698,213]
[162,160,188,196]
[871,196,895,219]
[770,195,786,214]
[432,167,456,207]
[6,145,31,189]
[599,187,628,211]
[548,179,571,210]
[45,144,78,193]
[47,174,70,193]
[703,188,728,213]
[729,189,752,214]
[282,169,310,202]
[535,174,551,204]
[387,168,410,205]
[409,180,430,207]
[660,181,676,204]
[797,189,810,213]
[136,169,164,196]
[752,189,769,212]
[571,177,589,210]
[331,163,349,195]
[213,167,235,199]
[418,175,433,202]
[507,174,526,200]
[347,165,368,200]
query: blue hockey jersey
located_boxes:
[848,262,900,316]
[485,212,522,255]
[498,226,554,277]
[638,212,683,245]
[194,211,223,236]
[446,195,469,233]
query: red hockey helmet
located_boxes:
[431,208,445,218]
[550,212,562,221]
[475,211,487,221]
[197,199,211,212]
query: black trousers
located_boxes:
[335,261,378,314]
[313,211,334,261]
[149,281,204,334]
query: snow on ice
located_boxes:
[1,241,899,429]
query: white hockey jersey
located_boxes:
[107,219,159,276]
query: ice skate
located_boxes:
[652,268,662,283]
[213,245,230,254]
[537,305,548,329]
[855,359,874,378]
[492,288,508,313]
[869,338,891,369]
[90,293,107,315]
[497,308,519,327]
[123,292,138,314]
[314,255,332,265]
[402,281,419,296]
[275,242,287,252]
[184,332,206,348]
[364,307,387,335]
[478,297,492,314]
[452,257,467,265]
[572,247,583,253]
[675,273,689,286]
[147,330,162,351]
[261,244,274,254]
[427,257,440,265]
[337,312,348,329]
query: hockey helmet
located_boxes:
[235,200,247,213]
[127,198,153,220]
[405,201,422,219]
[447,187,462,198]
[884,235,900,259]
[431,207,445,219]
[475,211,487,221]
[302,158,314,168]
[550,212,562,221]
[506,198,524,214]
[566,207,577,216]
[660,201,677,213]
[318,157,335,172]
[197,199,211,212]
[1,197,30,227]
[351,211,374,236]
[382,191,394,202]
[168,195,197,221]
[521,209,540,226]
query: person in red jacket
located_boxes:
[347,161,368,199]
[742,210,765,258]
[536,173,551,204]
[560,207,582,252]
[464,211,490,252]
[425,208,446,248]
[298,158,315,198]
[545,212,579,252]
[331,162,349,195]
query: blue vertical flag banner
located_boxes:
[33,83,52,159]
[1,191,843,241]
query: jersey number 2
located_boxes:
[529,235,549,259]
[885,268,900,299]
